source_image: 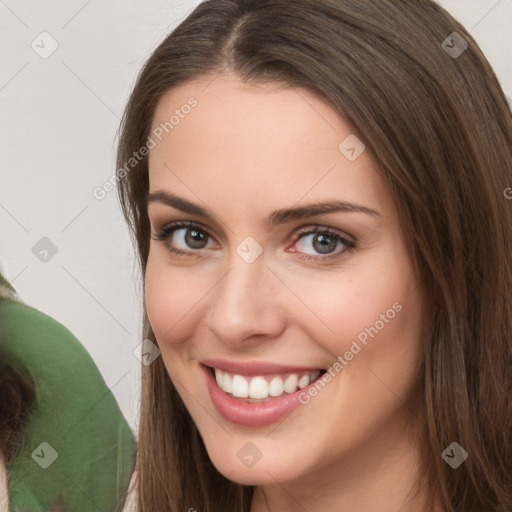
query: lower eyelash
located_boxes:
[298,240,356,262]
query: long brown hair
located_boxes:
[116,1,512,510]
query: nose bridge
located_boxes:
[207,246,284,344]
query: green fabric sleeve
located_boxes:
[0,282,136,511]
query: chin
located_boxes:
[200,434,312,487]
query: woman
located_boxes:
[116,0,512,510]
[0,271,136,511]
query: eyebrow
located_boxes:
[147,190,381,227]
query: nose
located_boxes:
[206,250,286,347]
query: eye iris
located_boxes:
[185,228,208,249]
[312,233,337,254]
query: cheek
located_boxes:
[286,252,424,411]
[287,258,415,358]
[318,262,424,403]
[144,253,203,346]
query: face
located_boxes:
[145,73,424,489]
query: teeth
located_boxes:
[232,375,249,398]
[213,368,322,399]
[249,376,268,399]
[268,376,284,397]
[298,374,310,389]
[222,372,232,394]
[283,374,298,393]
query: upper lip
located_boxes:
[200,358,324,376]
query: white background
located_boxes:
[1,0,511,433]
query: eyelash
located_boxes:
[151,220,358,262]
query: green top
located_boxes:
[0,273,136,511]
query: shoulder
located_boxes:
[1,299,137,511]
[0,300,96,377]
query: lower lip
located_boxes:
[201,364,316,428]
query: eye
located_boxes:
[152,221,358,262]
[289,226,357,262]
[152,221,217,257]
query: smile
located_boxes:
[213,368,322,401]
[200,360,326,427]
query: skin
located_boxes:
[145,72,438,511]
[0,459,7,512]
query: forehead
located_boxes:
[148,73,391,224]
[150,73,355,158]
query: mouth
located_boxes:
[206,365,325,402]
[200,361,327,427]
